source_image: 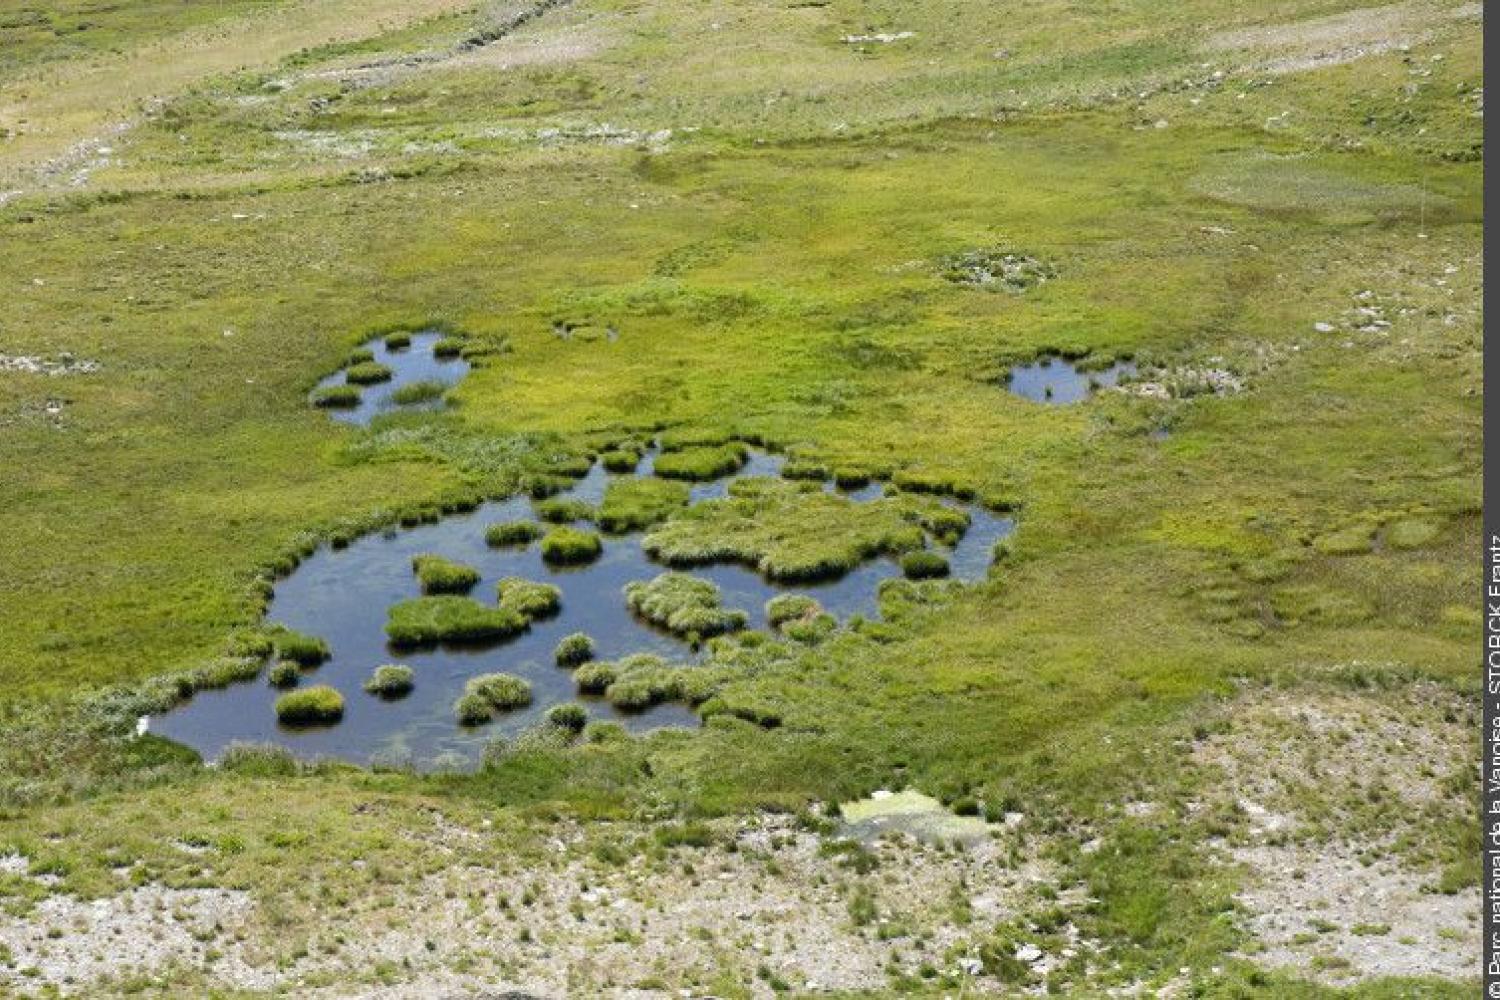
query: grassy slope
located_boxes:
[0,0,1481,994]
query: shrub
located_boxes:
[624,572,747,637]
[597,477,690,532]
[554,632,595,667]
[274,630,330,666]
[766,593,820,627]
[574,660,618,694]
[600,449,640,473]
[465,672,532,709]
[385,597,527,647]
[391,380,446,405]
[383,331,412,350]
[310,384,361,408]
[653,444,748,481]
[496,577,562,618]
[344,361,394,385]
[540,527,603,565]
[901,551,951,579]
[455,692,493,726]
[533,497,595,523]
[546,703,589,732]
[268,660,301,688]
[220,742,298,777]
[275,685,345,724]
[412,554,481,594]
[486,520,543,547]
[833,468,871,490]
[363,664,415,697]
[432,337,464,358]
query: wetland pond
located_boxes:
[311,331,470,426]
[152,448,1013,770]
[1006,356,1136,404]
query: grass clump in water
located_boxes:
[432,337,465,358]
[533,497,595,523]
[901,551,951,579]
[275,685,344,724]
[274,630,329,666]
[347,347,375,365]
[600,449,641,473]
[597,477,690,532]
[391,380,446,405]
[554,632,595,667]
[497,577,562,619]
[653,443,748,481]
[546,703,588,732]
[344,361,394,385]
[383,331,411,350]
[363,664,415,698]
[918,506,971,545]
[601,655,721,710]
[385,597,527,647]
[412,554,481,594]
[540,527,603,565]
[462,672,532,720]
[486,520,543,547]
[833,468,871,490]
[766,594,821,628]
[574,661,617,694]
[310,384,360,409]
[782,459,829,482]
[624,572,747,638]
[267,660,301,688]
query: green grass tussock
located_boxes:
[383,331,411,350]
[533,497,595,524]
[485,521,543,547]
[540,527,603,565]
[385,597,527,648]
[363,664,415,698]
[431,337,465,358]
[456,672,533,724]
[597,477,691,533]
[624,573,748,638]
[765,594,821,628]
[412,554,481,595]
[390,380,446,405]
[554,632,595,667]
[545,703,588,732]
[273,630,329,666]
[652,444,748,481]
[267,660,301,689]
[343,361,394,385]
[901,550,952,580]
[310,384,361,409]
[496,577,562,619]
[600,449,642,473]
[573,660,618,694]
[274,685,344,725]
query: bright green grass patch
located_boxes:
[432,337,464,358]
[624,573,747,638]
[309,384,361,409]
[652,443,748,481]
[781,460,829,482]
[1386,517,1443,551]
[385,597,526,648]
[267,660,300,689]
[533,497,595,524]
[545,702,588,732]
[597,476,691,533]
[833,468,872,490]
[347,347,375,365]
[343,361,393,385]
[554,632,595,667]
[411,554,480,594]
[485,521,543,547]
[540,527,603,565]
[1313,524,1376,556]
[273,630,329,666]
[901,550,951,580]
[274,685,344,725]
[573,659,617,694]
[765,594,821,628]
[642,490,925,582]
[457,672,532,724]
[383,331,412,350]
[363,664,414,698]
[496,577,562,619]
[390,380,446,405]
[600,449,642,473]
[602,655,725,711]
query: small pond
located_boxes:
[312,331,471,426]
[1006,356,1136,404]
[151,448,1013,770]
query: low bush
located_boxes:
[432,337,465,358]
[274,630,330,666]
[901,551,951,579]
[766,593,821,627]
[383,331,412,350]
[540,527,603,565]
[412,554,481,594]
[546,703,589,732]
[653,443,748,481]
[268,660,301,688]
[574,660,618,694]
[220,742,298,777]
[533,497,595,523]
[497,577,562,618]
[486,520,543,547]
[310,385,361,408]
[554,632,595,667]
[624,572,747,637]
[385,597,527,647]
[275,685,345,724]
[600,449,641,473]
[465,672,532,709]
[597,477,690,532]
[363,664,415,697]
[344,361,394,385]
[391,380,446,405]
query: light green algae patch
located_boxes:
[839,789,988,846]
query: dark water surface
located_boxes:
[314,331,471,426]
[1006,356,1136,404]
[152,450,1013,769]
